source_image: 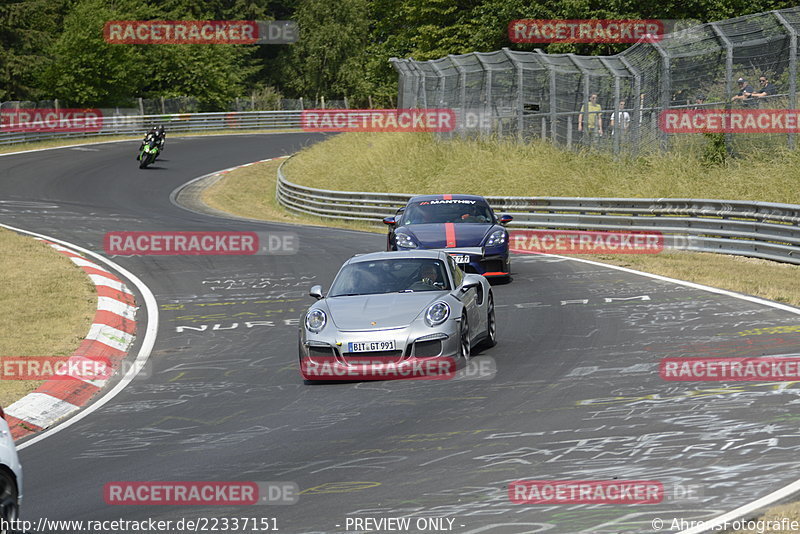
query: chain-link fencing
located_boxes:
[392,8,800,155]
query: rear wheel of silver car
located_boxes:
[484,292,497,348]
[459,313,471,362]
[0,470,19,534]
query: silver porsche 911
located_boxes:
[298,250,497,381]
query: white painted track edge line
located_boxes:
[546,253,800,533]
[0,222,158,450]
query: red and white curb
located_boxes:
[5,239,137,440]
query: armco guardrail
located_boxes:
[277,158,800,265]
[0,110,302,146]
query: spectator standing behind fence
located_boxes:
[578,93,603,139]
[692,94,706,110]
[750,76,777,100]
[609,100,630,137]
[732,77,755,105]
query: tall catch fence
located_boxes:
[391,8,800,155]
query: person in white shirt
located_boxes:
[609,100,631,137]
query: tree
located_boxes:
[280,0,372,104]
[0,0,69,101]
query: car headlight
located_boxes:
[395,233,418,249]
[486,229,507,247]
[425,301,450,327]
[305,309,327,333]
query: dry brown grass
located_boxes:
[575,250,800,307]
[201,159,384,234]
[284,132,800,203]
[723,502,800,533]
[0,229,95,406]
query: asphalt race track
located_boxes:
[2,133,800,534]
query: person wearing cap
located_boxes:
[732,78,754,103]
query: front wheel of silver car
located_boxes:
[459,313,471,362]
[0,470,19,534]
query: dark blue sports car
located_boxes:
[383,194,513,280]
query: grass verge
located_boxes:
[0,229,95,407]
[560,250,800,307]
[284,132,800,204]
[201,158,383,235]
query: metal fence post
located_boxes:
[501,48,525,140]
[599,58,622,156]
[619,56,642,155]
[775,11,797,150]
[449,55,468,138]
[474,54,493,137]
[389,58,406,108]
[535,49,558,143]
[567,54,594,147]
[649,39,671,151]
[710,22,734,155]
[429,61,446,109]
[409,61,428,109]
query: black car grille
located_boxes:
[308,346,335,358]
[413,339,442,358]
[482,259,505,273]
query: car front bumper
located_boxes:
[299,323,462,381]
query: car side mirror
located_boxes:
[309,285,324,300]
[460,274,482,291]
[383,216,396,225]
[499,214,513,225]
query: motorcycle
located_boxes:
[137,136,160,169]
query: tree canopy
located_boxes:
[1,0,796,109]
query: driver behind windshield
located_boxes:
[418,263,446,289]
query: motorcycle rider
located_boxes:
[137,125,166,160]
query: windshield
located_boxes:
[400,199,494,226]
[329,258,451,296]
